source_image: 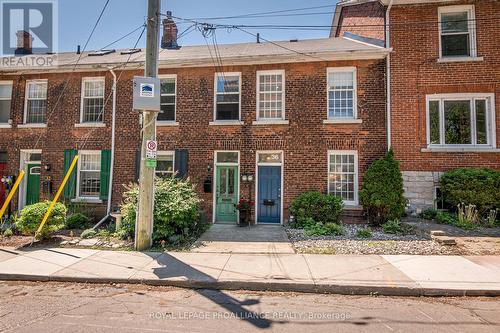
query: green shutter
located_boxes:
[62,149,77,199]
[100,150,111,200]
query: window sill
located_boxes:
[71,198,103,204]
[17,123,47,128]
[209,120,244,126]
[157,121,179,126]
[437,56,484,63]
[252,120,289,125]
[0,124,12,129]
[75,123,106,128]
[323,119,362,124]
[422,147,500,153]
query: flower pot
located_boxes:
[238,210,250,226]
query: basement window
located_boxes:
[439,5,476,58]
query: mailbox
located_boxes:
[203,178,212,193]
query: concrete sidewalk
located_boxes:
[0,247,499,296]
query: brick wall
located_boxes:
[335,1,386,41]
[0,59,387,222]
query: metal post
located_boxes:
[135,0,160,250]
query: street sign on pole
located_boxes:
[145,140,157,168]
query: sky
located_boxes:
[57,0,337,52]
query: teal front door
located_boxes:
[26,164,41,205]
[215,166,238,223]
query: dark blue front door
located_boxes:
[257,166,281,224]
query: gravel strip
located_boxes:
[286,224,460,255]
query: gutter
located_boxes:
[106,68,117,214]
[386,0,394,150]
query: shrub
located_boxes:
[382,219,414,235]
[305,222,344,236]
[14,201,67,238]
[359,150,405,225]
[289,191,344,228]
[80,228,97,239]
[419,208,438,220]
[120,177,203,243]
[435,211,457,225]
[3,228,13,237]
[485,209,499,228]
[66,213,89,229]
[440,168,500,216]
[356,228,372,238]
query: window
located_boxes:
[159,76,176,122]
[328,151,358,205]
[216,151,239,164]
[427,94,495,147]
[257,70,285,120]
[258,152,282,164]
[439,5,476,58]
[327,67,356,119]
[81,78,105,123]
[25,80,47,124]
[77,151,101,198]
[214,73,240,121]
[0,82,12,124]
[155,152,174,177]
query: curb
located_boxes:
[1,273,499,297]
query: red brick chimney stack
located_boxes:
[161,11,179,49]
[15,30,33,54]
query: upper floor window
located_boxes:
[439,5,476,58]
[25,80,47,124]
[155,151,174,177]
[327,67,357,120]
[214,73,240,121]
[427,94,495,147]
[159,76,176,122]
[257,70,285,120]
[81,77,105,123]
[0,81,12,124]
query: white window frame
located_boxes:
[155,150,175,177]
[158,74,177,124]
[326,67,357,120]
[24,79,48,124]
[256,70,285,121]
[425,93,496,149]
[0,80,13,126]
[438,5,477,59]
[76,150,101,200]
[327,150,359,206]
[213,72,241,122]
[80,77,105,124]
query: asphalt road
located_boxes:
[0,281,499,333]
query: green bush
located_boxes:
[359,150,405,225]
[419,208,438,220]
[382,219,414,235]
[289,191,344,228]
[14,201,67,238]
[3,228,13,237]
[356,228,372,238]
[440,168,500,216]
[305,222,344,236]
[120,177,203,244]
[66,213,89,229]
[80,228,97,239]
[435,211,457,225]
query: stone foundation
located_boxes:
[402,171,443,214]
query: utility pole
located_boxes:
[135,0,160,250]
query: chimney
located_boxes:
[15,30,33,55]
[161,11,179,49]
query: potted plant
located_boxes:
[235,198,253,226]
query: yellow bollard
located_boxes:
[0,170,25,219]
[35,155,78,238]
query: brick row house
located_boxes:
[0,15,390,224]
[332,0,499,213]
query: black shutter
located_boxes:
[135,150,141,182]
[174,149,188,178]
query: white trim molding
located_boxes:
[254,150,284,225]
[212,150,240,224]
[326,66,358,121]
[213,72,241,122]
[80,76,105,124]
[438,5,477,60]
[327,150,359,206]
[256,69,286,122]
[23,79,48,125]
[158,74,177,123]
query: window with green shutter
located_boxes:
[100,150,111,200]
[62,149,78,199]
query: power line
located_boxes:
[99,24,146,50]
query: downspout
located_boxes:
[107,68,117,214]
[386,0,394,150]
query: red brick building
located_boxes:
[0,24,389,224]
[333,0,499,213]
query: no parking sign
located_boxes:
[145,140,157,168]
